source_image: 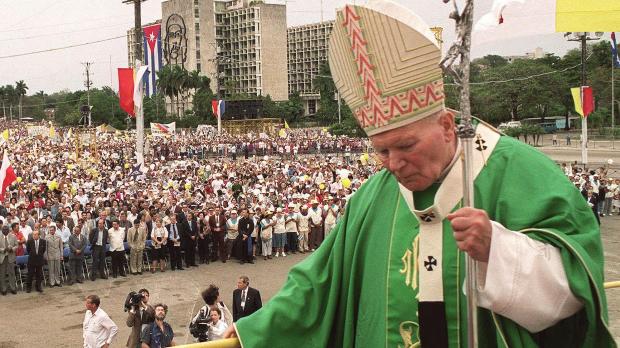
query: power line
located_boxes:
[0,35,125,59]
[0,15,132,34]
[0,22,132,42]
[445,54,592,86]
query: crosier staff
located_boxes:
[438,0,478,347]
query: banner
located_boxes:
[118,68,135,116]
[143,23,163,97]
[150,122,176,137]
[26,126,49,137]
[571,86,594,118]
[556,0,620,32]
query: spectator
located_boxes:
[232,276,262,322]
[0,225,18,295]
[25,229,45,293]
[68,226,87,284]
[45,224,63,287]
[83,294,118,348]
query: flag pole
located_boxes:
[612,58,615,149]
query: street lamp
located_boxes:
[565,32,603,168]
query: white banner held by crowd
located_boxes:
[150,122,176,137]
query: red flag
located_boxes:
[582,86,594,117]
[118,68,135,117]
[0,151,16,196]
[212,100,219,119]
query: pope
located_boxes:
[225,1,615,347]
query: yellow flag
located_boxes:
[571,87,584,117]
[278,129,286,138]
[284,121,290,129]
[49,125,56,138]
[67,128,72,139]
[556,0,620,32]
[1,130,8,140]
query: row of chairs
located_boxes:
[12,241,157,291]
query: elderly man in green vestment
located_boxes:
[224,1,615,347]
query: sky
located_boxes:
[0,0,595,95]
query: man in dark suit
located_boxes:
[232,276,262,322]
[166,215,183,270]
[26,230,46,293]
[88,219,109,281]
[68,226,87,284]
[237,209,255,264]
[181,212,198,267]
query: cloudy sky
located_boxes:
[0,0,585,94]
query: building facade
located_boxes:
[287,21,334,116]
[151,0,288,101]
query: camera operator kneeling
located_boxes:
[190,307,228,342]
[126,289,154,348]
[190,285,233,342]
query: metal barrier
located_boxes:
[174,281,620,348]
[605,281,620,289]
[176,338,240,348]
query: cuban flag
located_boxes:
[612,32,620,68]
[143,24,163,97]
[211,99,226,120]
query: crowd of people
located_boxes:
[561,162,620,224]
[0,120,378,295]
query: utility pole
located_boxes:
[123,0,147,158]
[82,62,93,127]
[566,32,603,168]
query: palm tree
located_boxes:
[157,66,176,117]
[4,85,16,121]
[0,86,6,119]
[15,80,28,122]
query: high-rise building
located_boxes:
[152,0,288,101]
[287,21,334,116]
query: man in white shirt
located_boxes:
[108,220,126,278]
[83,294,118,348]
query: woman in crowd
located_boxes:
[150,219,168,273]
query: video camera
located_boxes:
[124,291,145,312]
[189,307,212,342]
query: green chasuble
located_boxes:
[235,133,615,347]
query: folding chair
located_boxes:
[15,255,28,291]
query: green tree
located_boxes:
[15,80,28,121]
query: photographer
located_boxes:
[126,289,154,348]
[190,285,233,342]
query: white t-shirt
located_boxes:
[285,213,298,232]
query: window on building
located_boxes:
[197,63,202,72]
[195,23,200,31]
[196,37,200,49]
[308,99,316,114]
[194,0,199,4]
[194,8,200,18]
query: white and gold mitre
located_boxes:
[328,0,444,136]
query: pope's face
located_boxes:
[371,112,457,192]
